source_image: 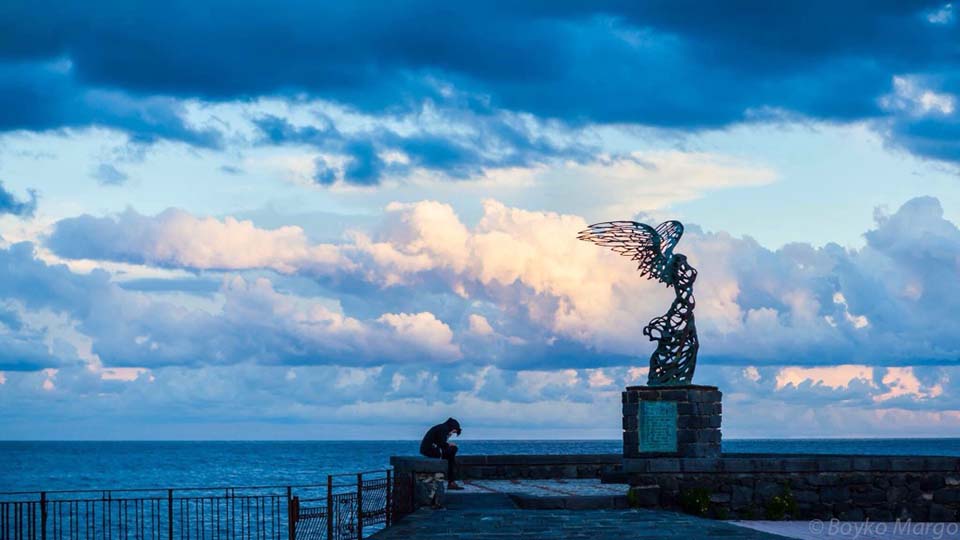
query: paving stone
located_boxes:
[372,496,789,540]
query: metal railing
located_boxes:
[0,470,392,540]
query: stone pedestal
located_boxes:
[622,385,721,458]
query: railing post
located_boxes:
[286,486,295,540]
[355,473,363,540]
[326,476,333,540]
[385,470,392,527]
[167,489,173,540]
[40,492,46,540]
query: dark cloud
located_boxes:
[0,242,110,317]
[1,1,958,170]
[0,181,37,217]
[0,333,65,371]
[0,61,221,147]
[252,113,592,185]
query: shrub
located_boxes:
[679,488,711,516]
[764,485,797,520]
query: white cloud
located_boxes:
[875,367,944,402]
[881,76,956,117]
[49,209,352,274]
[377,312,461,361]
[927,3,954,24]
[467,314,495,336]
[775,365,875,390]
[41,195,960,370]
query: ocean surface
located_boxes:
[2,439,959,493]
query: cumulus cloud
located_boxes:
[338,196,960,368]
[48,209,351,273]
[6,196,960,436]
[43,196,960,369]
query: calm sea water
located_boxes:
[2,439,959,493]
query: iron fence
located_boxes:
[0,470,392,540]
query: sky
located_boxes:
[1,1,960,440]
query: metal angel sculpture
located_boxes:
[578,220,698,386]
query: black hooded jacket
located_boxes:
[419,418,461,455]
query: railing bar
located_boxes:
[0,471,392,540]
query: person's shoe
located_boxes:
[447,482,464,490]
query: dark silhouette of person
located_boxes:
[419,417,463,490]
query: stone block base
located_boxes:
[622,385,721,458]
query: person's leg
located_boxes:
[442,445,458,484]
[421,447,442,459]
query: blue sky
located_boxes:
[1,1,959,439]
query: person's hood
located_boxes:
[445,417,461,435]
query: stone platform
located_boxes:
[393,452,960,521]
[462,478,629,509]
[371,489,790,540]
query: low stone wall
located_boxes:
[390,457,448,516]
[393,453,960,522]
[607,454,960,522]
[456,454,622,480]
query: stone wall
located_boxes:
[456,454,621,480]
[609,454,960,522]
[394,453,960,521]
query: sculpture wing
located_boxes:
[577,221,669,281]
[655,220,684,259]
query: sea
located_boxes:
[2,439,959,493]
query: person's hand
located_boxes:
[448,441,457,447]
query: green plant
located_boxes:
[763,485,797,520]
[679,488,711,516]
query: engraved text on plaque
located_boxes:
[638,401,678,453]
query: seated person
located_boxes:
[419,417,463,490]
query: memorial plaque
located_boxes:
[638,401,677,453]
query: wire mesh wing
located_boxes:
[577,221,668,281]
[655,220,684,259]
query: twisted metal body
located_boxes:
[577,220,698,386]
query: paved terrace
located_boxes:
[373,479,789,540]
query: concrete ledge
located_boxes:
[390,456,448,474]
[620,453,960,474]
[450,454,622,480]
[456,454,620,466]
